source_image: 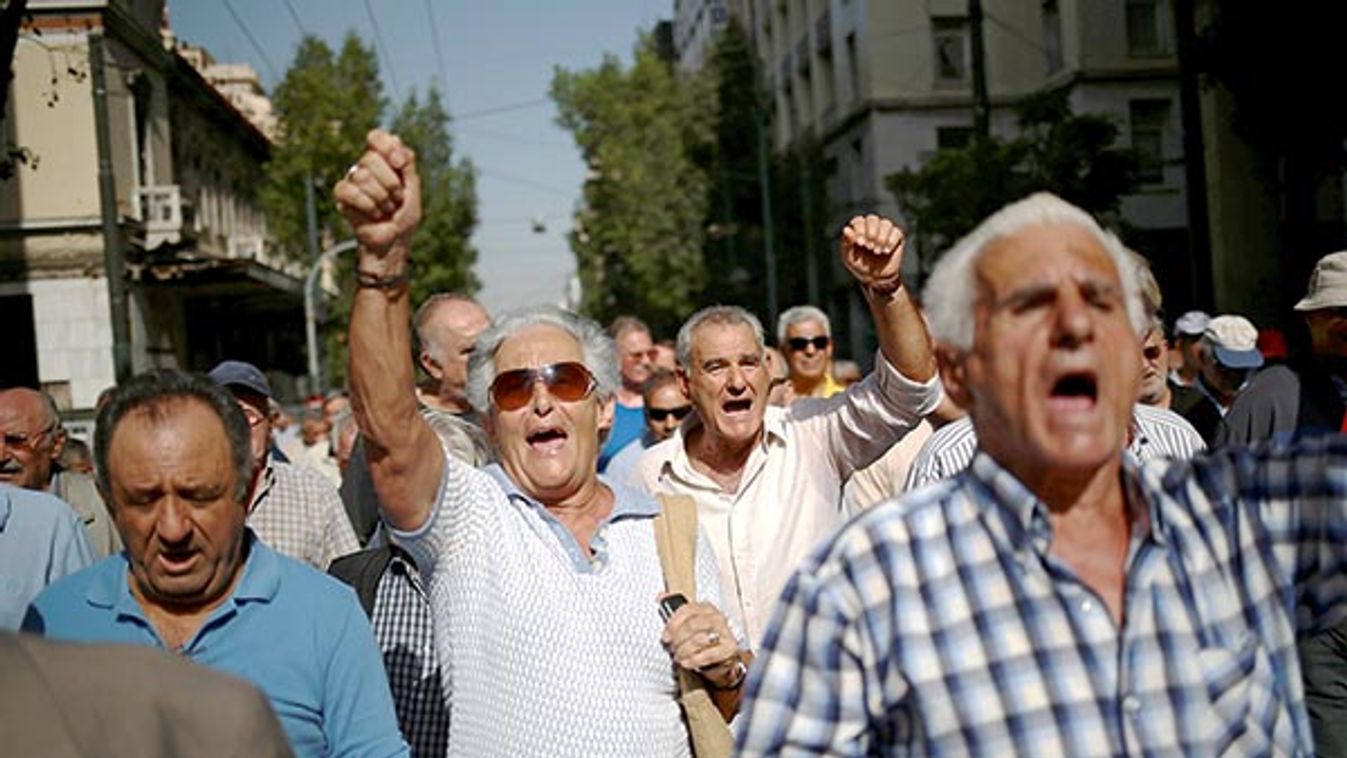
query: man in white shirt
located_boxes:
[635,216,943,648]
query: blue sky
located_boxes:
[170,0,668,314]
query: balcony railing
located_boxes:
[228,235,265,260]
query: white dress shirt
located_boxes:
[634,354,942,648]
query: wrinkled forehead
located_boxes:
[0,391,50,430]
[494,323,584,371]
[691,321,762,363]
[973,222,1121,300]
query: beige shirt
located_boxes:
[842,419,935,511]
[634,355,942,648]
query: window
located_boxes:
[937,126,973,151]
[932,18,969,86]
[1042,0,1063,74]
[1126,0,1169,56]
[850,138,865,199]
[1130,99,1170,183]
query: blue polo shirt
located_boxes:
[0,484,94,630]
[23,531,408,758]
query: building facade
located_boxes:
[717,0,1190,354]
[1,0,304,413]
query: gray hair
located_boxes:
[465,305,619,415]
[676,305,766,370]
[776,305,831,347]
[94,370,253,505]
[923,192,1146,350]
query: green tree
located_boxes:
[887,89,1136,277]
[264,33,384,386]
[390,84,480,305]
[263,33,384,262]
[551,35,713,337]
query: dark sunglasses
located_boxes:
[648,405,692,422]
[489,361,597,411]
[787,336,830,352]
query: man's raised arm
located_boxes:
[840,215,936,383]
[335,129,444,531]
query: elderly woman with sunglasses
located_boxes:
[337,130,748,757]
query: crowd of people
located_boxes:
[2,128,1347,757]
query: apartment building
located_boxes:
[1,0,304,413]
[674,0,731,72]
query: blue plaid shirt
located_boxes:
[736,440,1347,756]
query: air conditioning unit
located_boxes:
[136,185,183,247]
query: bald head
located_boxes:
[0,387,66,490]
[414,294,491,412]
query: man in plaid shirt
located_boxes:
[736,193,1347,755]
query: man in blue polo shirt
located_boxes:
[23,370,406,758]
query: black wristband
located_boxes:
[356,267,411,290]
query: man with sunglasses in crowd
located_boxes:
[597,315,656,471]
[337,130,752,756]
[0,388,122,557]
[778,305,845,399]
[208,361,359,570]
[603,369,692,485]
[635,219,944,651]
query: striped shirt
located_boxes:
[736,441,1347,755]
[904,404,1205,492]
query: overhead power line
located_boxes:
[454,98,551,121]
[363,0,401,102]
[282,0,307,36]
[423,0,450,90]
[477,168,575,198]
[221,0,278,81]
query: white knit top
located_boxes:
[393,458,724,757]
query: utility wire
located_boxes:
[983,11,1047,56]
[221,0,278,81]
[363,0,401,102]
[477,168,575,197]
[423,0,450,91]
[455,97,551,121]
[282,0,307,36]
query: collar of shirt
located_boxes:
[81,529,280,648]
[481,463,660,573]
[0,488,12,531]
[966,452,1169,563]
[248,455,276,515]
[654,406,789,492]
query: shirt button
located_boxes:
[1081,599,1094,613]
[1123,694,1142,715]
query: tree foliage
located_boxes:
[263,33,385,386]
[262,33,384,263]
[887,89,1137,275]
[551,35,714,337]
[390,84,480,305]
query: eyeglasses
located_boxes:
[647,405,692,423]
[235,401,267,428]
[787,336,830,352]
[490,361,598,411]
[1,421,57,451]
[1142,345,1165,362]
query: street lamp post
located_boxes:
[304,239,358,394]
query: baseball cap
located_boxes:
[1173,310,1211,337]
[1204,315,1264,370]
[1293,251,1347,312]
[207,360,273,399]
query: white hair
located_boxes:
[465,305,619,415]
[922,192,1146,350]
[676,305,765,370]
[776,305,831,347]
